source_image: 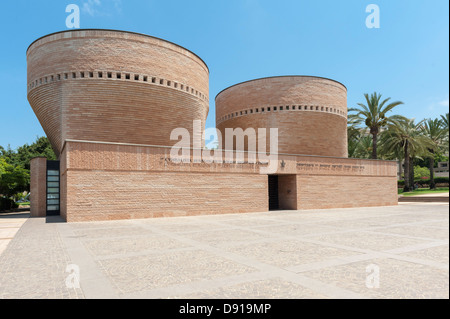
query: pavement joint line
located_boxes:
[383,241,449,255]
[57,223,119,299]
[121,271,275,299]
[132,220,368,299]
[203,217,449,243]
[92,246,199,261]
[362,229,447,242]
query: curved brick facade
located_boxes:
[27,29,209,156]
[216,76,348,158]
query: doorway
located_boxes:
[268,175,279,210]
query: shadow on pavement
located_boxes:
[45,216,66,224]
[0,211,30,219]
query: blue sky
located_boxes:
[0,0,448,149]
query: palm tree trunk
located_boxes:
[409,157,415,190]
[403,141,411,192]
[429,153,436,189]
[372,133,378,160]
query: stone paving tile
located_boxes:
[82,235,190,257]
[0,204,448,299]
[302,258,449,299]
[170,277,328,299]
[373,225,449,241]
[180,229,273,248]
[307,231,430,251]
[225,240,362,268]
[400,244,449,265]
[317,217,402,230]
[0,218,84,299]
[73,226,150,239]
[251,224,338,237]
[210,217,287,228]
[97,250,256,294]
[142,222,228,234]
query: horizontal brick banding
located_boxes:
[27,30,209,157]
[58,140,397,222]
[216,76,348,158]
[296,175,398,209]
[27,70,208,102]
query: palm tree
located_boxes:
[380,118,433,192]
[349,92,404,160]
[441,113,449,132]
[421,118,447,189]
[440,113,449,154]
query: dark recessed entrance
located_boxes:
[46,160,60,216]
[268,175,279,211]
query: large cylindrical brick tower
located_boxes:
[27,29,209,157]
[216,76,348,158]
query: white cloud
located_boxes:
[439,99,449,107]
[82,0,122,17]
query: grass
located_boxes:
[398,187,449,196]
[18,202,30,206]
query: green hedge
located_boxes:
[398,177,449,187]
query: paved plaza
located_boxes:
[0,202,448,299]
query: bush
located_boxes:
[0,197,18,211]
[414,166,430,180]
[398,177,449,187]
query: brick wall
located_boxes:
[58,140,397,222]
[296,175,398,210]
[30,157,47,217]
[216,76,348,158]
[65,170,268,222]
[278,175,297,210]
[27,30,209,157]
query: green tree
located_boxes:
[414,166,430,180]
[380,118,433,192]
[0,158,29,209]
[421,118,447,189]
[349,92,404,159]
[13,137,56,170]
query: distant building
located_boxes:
[435,161,449,178]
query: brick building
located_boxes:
[28,29,398,222]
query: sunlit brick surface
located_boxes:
[216,76,348,157]
[27,30,209,156]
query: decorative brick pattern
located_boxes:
[27,30,209,157]
[216,76,348,158]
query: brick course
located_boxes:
[216,76,348,157]
[27,30,209,156]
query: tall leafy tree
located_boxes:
[349,92,404,159]
[421,118,447,189]
[380,118,433,192]
[0,158,29,208]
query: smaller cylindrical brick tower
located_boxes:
[216,76,348,158]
